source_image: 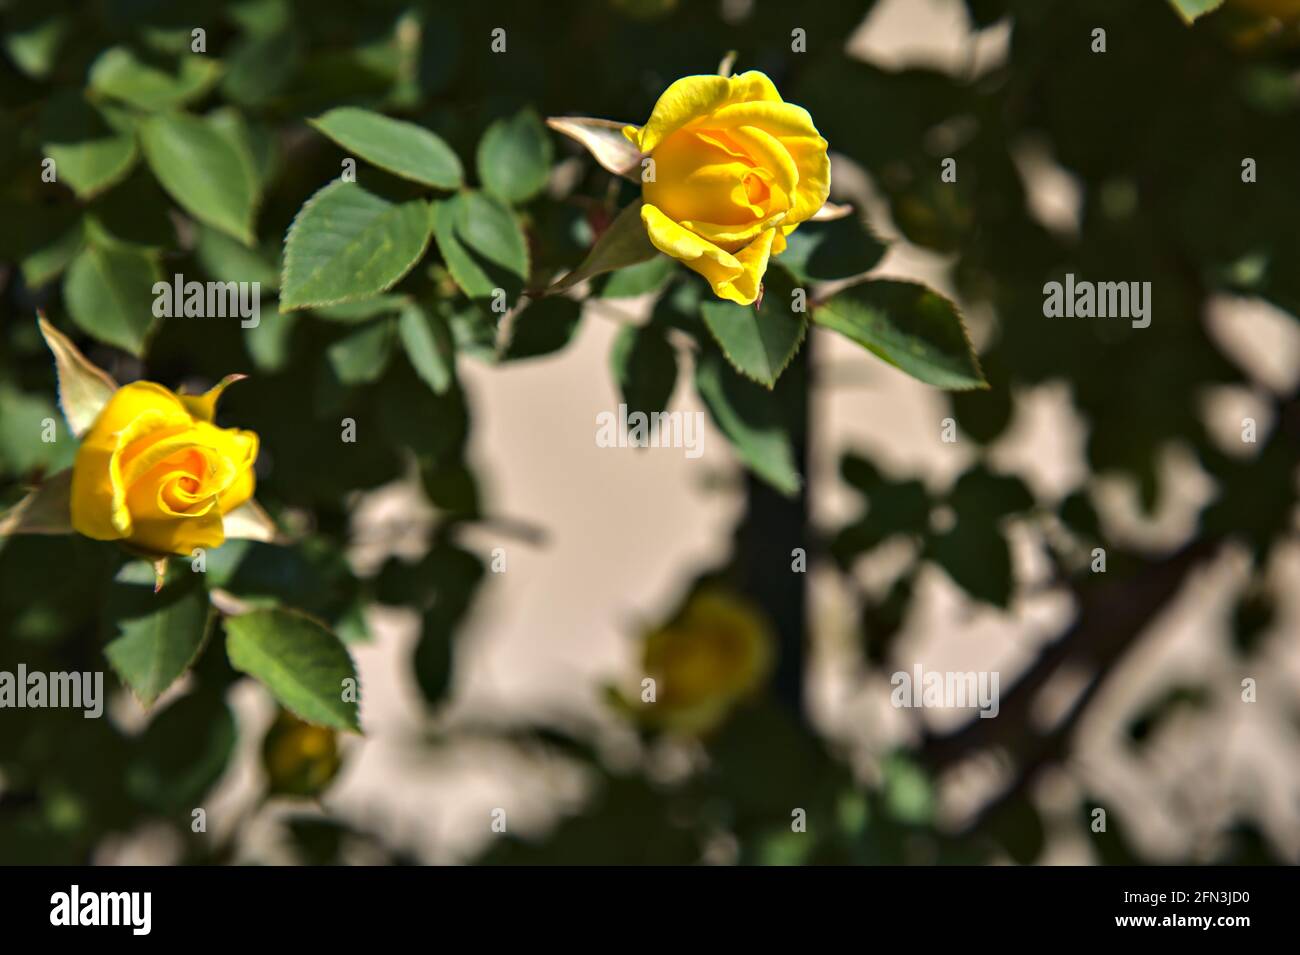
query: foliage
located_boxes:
[0,0,1295,865]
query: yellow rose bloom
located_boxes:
[635,589,775,734]
[70,379,259,557]
[625,70,831,306]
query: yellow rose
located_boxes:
[634,589,774,733]
[70,379,259,557]
[624,70,831,306]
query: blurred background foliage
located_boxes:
[0,0,1297,865]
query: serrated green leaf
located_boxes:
[105,574,213,707]
[88,47,223,111]
[62,242,161,356]
[701,290,807,389]
[398,303,454,393]
[695,349,800,496]
[813,280,986,390]
[309,107,462,189]
[140,112,258,244]
[225,609,361,732]
[280,180,431,310]
[477,107,552,204]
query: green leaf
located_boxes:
[505,295,582,360]
[882,754,935,825]
[222,29,302,107]
[548,199,658,294]
[126,690,236,813]
[40,93,138,200]
[598,255,676,299]
[205,107,268,203]
[308,107,462,189]
[194,225,280,290]
[0,386,70,476]
[611,322,677,422]
[326,319,394,385]
[1167,0,1225,25]
[280,180,431,310]
[245,312,297,373]
[105,572,213,707]
[88,47,223,111]
[62,242,161,356]
[431,191,529,301]
[311,295,407,323]
[777,214,886,284]
[225,609,361,732]
[477,108,553,204]
[140,112,258,245]
[0,468,74,536]
[701,291,807,389]
[695,349,800,496]
[398,303,455,394]
[38,316,118,437]
[813,280,986,390]
[3,15,67,80]
[21,220,85,288]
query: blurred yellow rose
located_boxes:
[624,70,831,306]
[263,710,342,797]
[630,589,774,734]
[70,379,258,557]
